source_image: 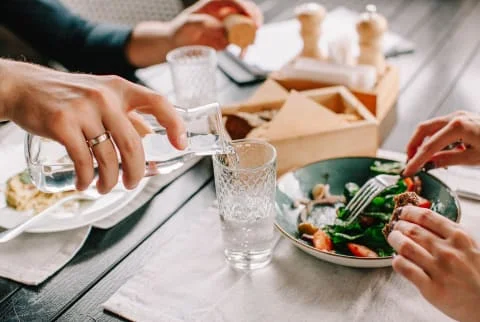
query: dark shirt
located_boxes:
[0,0,136,78]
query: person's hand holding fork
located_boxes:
[388,110,480,322]
[403,111,480,177]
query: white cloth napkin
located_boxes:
[93,157,201,229]
[0,226,91,286]
[0,124,200,285]
[103,151,479,322]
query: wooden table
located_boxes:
[1,0,480,320]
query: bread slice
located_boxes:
[383,192,420,238]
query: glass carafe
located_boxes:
[25,103,231,193]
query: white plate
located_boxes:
[0,135,148,233]
[0,180,148,233]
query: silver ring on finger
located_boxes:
[86,132,111,149]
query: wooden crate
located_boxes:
[270,64,399,143]
[222,86,378,175]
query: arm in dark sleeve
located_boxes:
[0,0,136,78]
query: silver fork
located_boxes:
[0,190,103,243]
[344,174,400,224]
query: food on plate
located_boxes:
[312,183,327,200]
[338,113,361,122]
[296,183,346,224]
[312,230,333,251]
[224,110,278,140]
[224,113,261,140]
[382,191,426,238]
[347,242,378,258]
[223,108,361,140]
[224,114,254,140]
[370,160,404,175]
[394,191,420,207]
[298,222,319,235]
[294,161,433,258]
[5,170,75,213]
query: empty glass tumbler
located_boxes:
[167,46,217,108]
[213,139,277,270]
[25,103,231,193]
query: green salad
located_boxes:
[296,162,431,258]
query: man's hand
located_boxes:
[1,59,186,193]
[170,13,229,51]
[126,0,263,67]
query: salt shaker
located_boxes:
[356,4,387,75]
[295,3,326,59]
[224,14,257,50]
[328,33,356,66]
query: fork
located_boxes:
[343,174,400,224]
[0,190,103,243]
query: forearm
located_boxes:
[0,0,136,77]
[0,59,16,121]
[126,21,174,68]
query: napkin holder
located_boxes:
[270,62,399,142]
[222,85,378,175]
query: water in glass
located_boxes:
[213,140,277,270]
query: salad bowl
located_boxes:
[275,157,461,268]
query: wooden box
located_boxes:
[270,64,399,142]
[222,85,378,175]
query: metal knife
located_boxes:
[455,189,480,202]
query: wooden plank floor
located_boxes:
[1,0,479,321]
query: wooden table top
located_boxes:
[1,0,480,320]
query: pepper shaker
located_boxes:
[356,4,387,75]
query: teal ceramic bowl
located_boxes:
[275,157,461,268]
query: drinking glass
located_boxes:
[167,46,217,108]
[213,139,277,270]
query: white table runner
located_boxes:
[0,226,92,285]
[103,151,480,322]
